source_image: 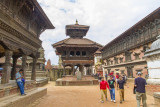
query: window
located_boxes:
[134,53,140,60]
[125,51,132,62]
[82,51,86,56]
[119,57,123,63]
[70,51,74,56]
[76,51,80,56]
[114,57,118,64]
[63,51,67,56]
[121,70,124,74]
[110,60,113,65]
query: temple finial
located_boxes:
[75,19,78,25]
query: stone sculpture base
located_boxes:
[56,75,99,86]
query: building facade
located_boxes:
[0,0,54,84]
[101,7,160,78]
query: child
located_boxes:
[100,77,110,103]
[117,76,126,103]
[108,75,116,103]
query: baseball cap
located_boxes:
[137,72,142,75]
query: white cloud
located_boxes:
[38,0,160,65]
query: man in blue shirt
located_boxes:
[16,69,26,95]
[134,72,147,107]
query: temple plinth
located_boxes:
[53,21,102,86]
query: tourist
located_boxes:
[134,72,147,107]
[117,76,125,103]
[116,73,119,88]
[105,72,108,81]
[98,73,101,82]
[109,71,114,76]
[100,77,110,103]
[16,69,26,96]
[108,75,116,103]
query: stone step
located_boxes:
[25,74,46,77]
[26,71,46,73]
[0,88,47,107]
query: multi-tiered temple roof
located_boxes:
[53,21,102,75]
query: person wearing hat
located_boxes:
[134,72,147,107]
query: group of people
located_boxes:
[100,71,147,107]
[100,73,125,103]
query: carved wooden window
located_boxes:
[110,60,113,65]
[125,51,131,62]
[62,51,66,56]
[119,57,123,63]
[76,51,80,56]
[107,69,111,74]
[121,70,124,74]
[143,27,149,40]
[107,60,110,65]
[70,51,74,56]
[151,22,157,37]
[134,53,140,60]
[114,57,118,64]
[82,51,86,56]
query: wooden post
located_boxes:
[31,58,37,80]
[63,66,66,75]
[1,50,13,84]
[11,56,18,80]
[22,54,27,79]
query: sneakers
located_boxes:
[120,101,122,104]
[114,100,116,103]
[106,98,107,101]
[111,99,113,102]
[21,93,27,96]
[101,101,104,103]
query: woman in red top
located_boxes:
[100,77,110,103]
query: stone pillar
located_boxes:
[102,65,105,77]
[72,65,75,75]
[63,66,66,75]
[1,50,13,84]
[22,55,27,79]
[27,63,30,70]
[79,65,83,72]
[11,56,18,80]
[31,58,37,80]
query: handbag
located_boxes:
[133,86,136,94]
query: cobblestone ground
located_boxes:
[29,81,158,107]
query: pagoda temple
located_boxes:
[53,20,102,77]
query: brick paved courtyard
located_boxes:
[29,82,158,107]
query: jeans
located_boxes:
[110,88,115,100]
[101,89,107,101]
[17,81,24,95]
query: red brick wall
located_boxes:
[146,85,160,95]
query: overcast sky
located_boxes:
[37,0,160,65]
